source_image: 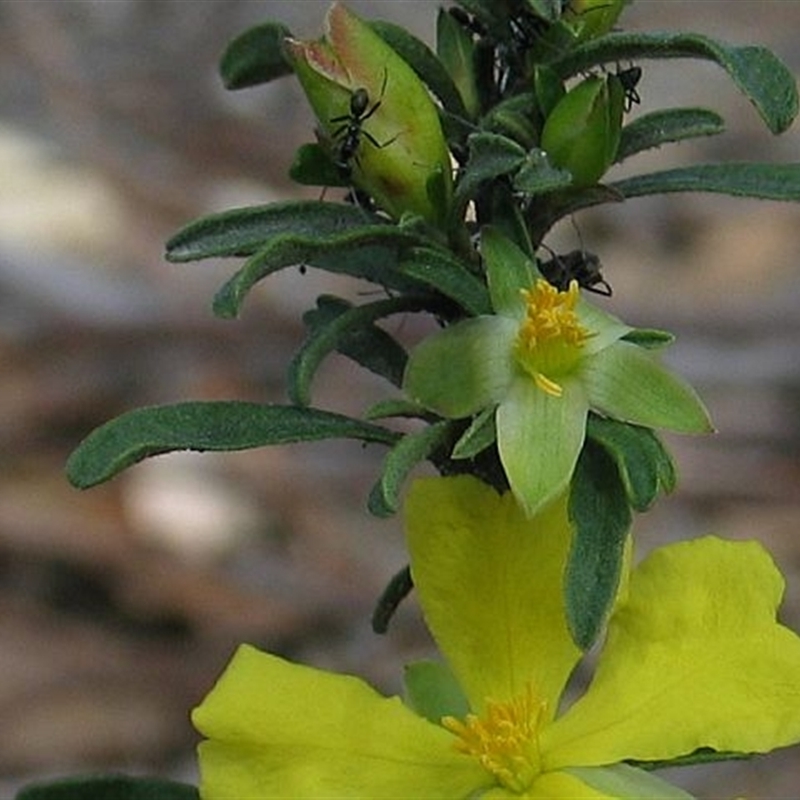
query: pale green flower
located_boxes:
[403,228,712,516]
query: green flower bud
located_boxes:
[286,2,452,226]
[562,0,629,43]
[539,74,624,187]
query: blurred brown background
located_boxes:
[1,1,799,796]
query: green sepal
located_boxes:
[397,247,491,317]
[566,437,631,650]
[66,402,398,489]
[299,295,410,392]
[534,64,566,119]
[616,108,725,164]
[621,328,675,349]
[289,295,427,406]
[403,660,470,724]
[513,148,574,196]
[480,93,539,148]
[219,22,293,90]
[451,406,497,460]
[165,201,387,262]
[553,31,798,135]
[454,132,527,207]
[288,142,346,187]
[586,415,677,512]
[612,163,800,203]
[15,775,199,800]
[368,420,455,517]
[436,7,480,119]
[369,19,468,120]
[211,226,430,319]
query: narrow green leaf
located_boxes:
[67,402,398,489]
[303,296,409,389]
[368,421,454,517]
[629,747,752,771]
[436,7,480,119]
[616,107,725,163]
[621,328,674,349]
[211,226,428,318]
[612,163,800,203]
[553,32,798,134]
[525,0,561,23]
[165,201,387,262]
[397,247,491,316]
[586,415,676,512]
[289,295,430,406]
[16,774,199,800]
[219,22,293,90]
[370,20,468,119]
[451,406,496,459]
[566,439,632,650]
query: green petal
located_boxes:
[582,340,713,433]
[576,298,631,355]
[567,765,695,799]
[193,644,488,799]
[403,317,516,418]
[406,476,581,717]
[481,226,535,317]
[496,376,589,517]
[542,537,800,768]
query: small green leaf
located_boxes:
[16,774,199,800]
[436,7,480,119]
[403,660,470,723]
[616,107,725,163]
[586,415,676,511]
[455,132,527,205]
[219,22,293,90]
[67,402,398,489]
[566,438,631,650]
[370,20,468,119]
[513,148,574,196]
[629,747,752,771]
[553,32,798,134]
[451,406,496,460]
[397,247,491,316]
[612,163,800,203]
[368,421,454,517]
[289,295,428,406]
[288,143,345,187]
[165,201,386,262]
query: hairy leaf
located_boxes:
[220,22,293,90]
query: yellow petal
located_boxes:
[406,476,581,717]
[480,770,615,798]
[193,644,488,798]
[542,536,800,767]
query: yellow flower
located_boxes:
[192,476,800,798]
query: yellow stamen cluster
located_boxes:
[514,279,592,397]
[442,685,546,793]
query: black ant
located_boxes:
[539,248,613,296]
[615,65,642,113]
[330,69,395,180]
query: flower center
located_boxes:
[442,685,546,793]
[513,279,592,397]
